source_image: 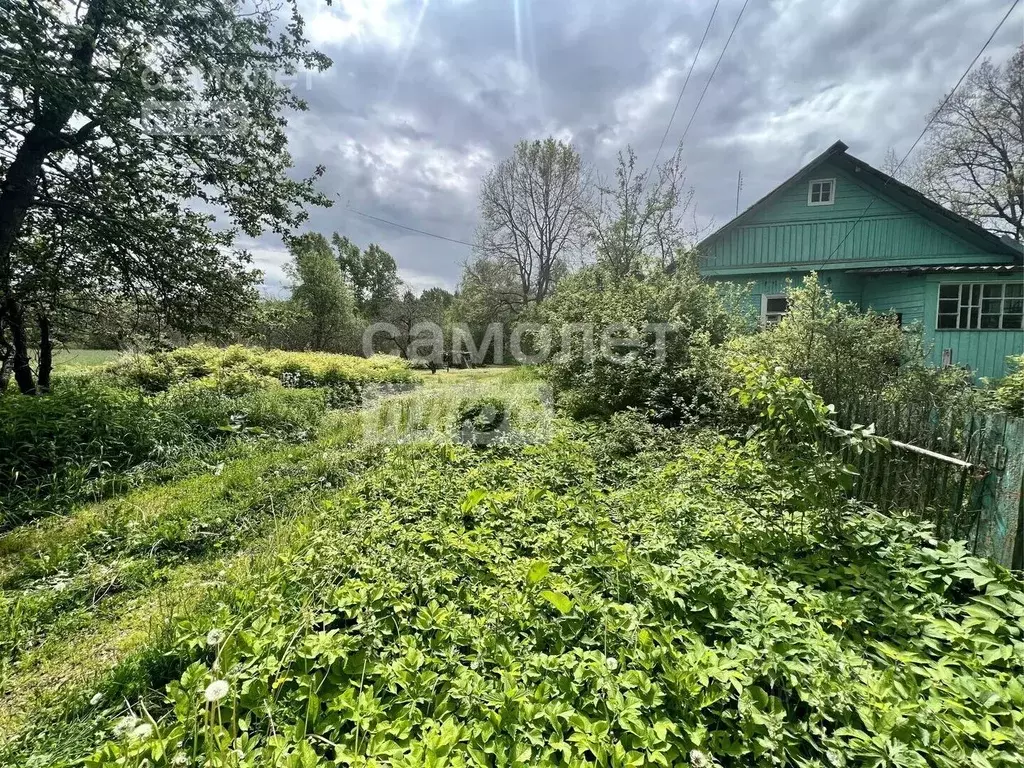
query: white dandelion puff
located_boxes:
[605,657,619,671]
[131,722,153,740]
[112,715,139,738]
[206,628,226,647]
[204,679,230,703]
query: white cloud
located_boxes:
[300,0,404,47]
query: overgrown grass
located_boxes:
[0,346,419,527]
[3,373,1023,766]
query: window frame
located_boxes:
[761,293,789,326]
[807,178,836,207]
[935,281,1024,331]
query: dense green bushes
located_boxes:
[542,259,736,424]
[731,274,981,412]
[0,376,328,527]
[994,355,1024,416]
[101,345,415,403]
[0,346,416,526]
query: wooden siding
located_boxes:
[711,270,863,318]
[921,274,1024,381]
[860,275,926,325]
[703,161,1001,274]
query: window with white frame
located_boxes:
[807,178,835,206]
[761,294,789,326]
[936,282,1023,330]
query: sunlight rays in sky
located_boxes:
[386,0,432,106]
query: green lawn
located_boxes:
[49,348,122,370]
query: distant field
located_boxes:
[49,348,121,369]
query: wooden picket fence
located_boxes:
[833,400,1024,569]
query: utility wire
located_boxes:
[343,203,475,247]
[647,0,722,175]
[676,0,751,148]
[818,0,1021,268]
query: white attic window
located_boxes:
[807,178,835,206]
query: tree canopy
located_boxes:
[916,44,1024,241]
[0,0,332,393]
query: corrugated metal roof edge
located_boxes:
[845,264,1024,275]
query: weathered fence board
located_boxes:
[834,401,1024,569]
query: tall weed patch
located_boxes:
[0,378,327,527]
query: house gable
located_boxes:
[699,143,1021,275]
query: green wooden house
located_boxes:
[698,141,1023,381]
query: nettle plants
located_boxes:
[730,359,886,536]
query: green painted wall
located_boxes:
[859,275,926,326]
[921,274,1023,381]
[703,161,1004,275]
[709,270,862,317]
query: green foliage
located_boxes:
[0,377,327,527]
[0,0,332,393]
[729,358,887,534]
[0,346,413,524]
[455,395,510,446]
[731,274,979,411]
[101,345,415,397]
[9,412,1024,767]
[993,355,1024,416]
[286,234,360,353]
[333,235,401,319]
[542,258,734,424]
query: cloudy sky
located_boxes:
[251,0,1024,295]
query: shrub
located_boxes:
[0,373,327,526]
[731,273,980,412]
[456,395,510,446]
[160,379,326,440]
[0,381,192,525]
[993,355,1024,416]
[541,258,734,424]
[101,345,417,399]
[729,357,886,535]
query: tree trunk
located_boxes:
[36,313,52,394]
[0,0,109,362]
[0,321,11,393]
[5,297,36,395]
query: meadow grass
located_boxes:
[3,367,1023,767]
[50,348,122,370]
[0,371,548,756]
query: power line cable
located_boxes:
[676,0,751,148]
[647,0,722,175]
[818,0,1021,268]
[342,203,475,247]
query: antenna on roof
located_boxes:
[735,170,743,216]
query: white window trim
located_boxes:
[761,293,789,326]
[807,178,836,206]
[935,281,1024,331]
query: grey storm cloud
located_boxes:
[252,0,1023,295]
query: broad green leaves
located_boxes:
[539,589,573,615]
[526,560,550,586]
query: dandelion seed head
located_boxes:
[206,628,226,647]
[205,679,230,702]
